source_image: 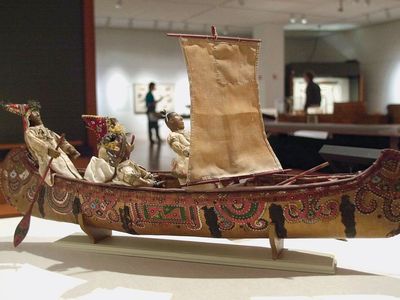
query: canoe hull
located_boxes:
[1,148,400,239]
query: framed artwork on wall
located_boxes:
[134,83,175,114]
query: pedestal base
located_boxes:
[54,234,336,274]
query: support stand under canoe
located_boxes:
[53,234,336,274]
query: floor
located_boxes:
[1,217,400,300]
[129,139,175,171]
[73,139,174,171]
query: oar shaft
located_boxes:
[276,162,330,186]
[14,134,65,247]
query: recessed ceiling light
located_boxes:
[301,15,308,24]
[289,14,296,24]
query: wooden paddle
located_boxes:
[13,134,65,247]
[276,162,330,186]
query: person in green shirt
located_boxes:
[145,82,163,144]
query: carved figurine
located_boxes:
[81,115,115,183]
[163,111,190,185]
[1,102,82,185]
[82,115,159,187]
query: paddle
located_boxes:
[13,134,65,247]
[276,162,330,186]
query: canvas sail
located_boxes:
[179,37,282,184]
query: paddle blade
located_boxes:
[13,213,31,247]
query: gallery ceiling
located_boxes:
[95,0,400,35]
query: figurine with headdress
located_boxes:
[1,101,82,186]
[82,115,159,187]
[81,115,115,183]
[162,110,190,185]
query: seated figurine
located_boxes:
[1,101,82,186]
[162,110,190,185]
[82,115,115,183]
[82,115,160,187]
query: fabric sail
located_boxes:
[179,37,282,184]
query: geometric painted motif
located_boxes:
[283,197,339,224]
[45,185,75,214]
[132,203,202,230]
[355,158,400,222]
[81,189,120,223]
[214,200,268,231]
[6,154,32,194]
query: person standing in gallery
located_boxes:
[303,71,321,113]
[145,82,163,144]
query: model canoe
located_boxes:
[1,28,400,246]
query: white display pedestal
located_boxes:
[53,234,336,274]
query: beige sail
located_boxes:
[180,37,282,184]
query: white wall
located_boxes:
[285,20,400,113]
[322,21,400,113]
[253,24,285,110]
[285,37,346,64]
[96,28,191,140]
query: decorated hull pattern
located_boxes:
[1,148,400,239]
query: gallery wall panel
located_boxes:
[0,0,87,144]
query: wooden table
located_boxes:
[265,122,400,149]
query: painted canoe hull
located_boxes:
[1,148,400,239]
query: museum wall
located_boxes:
[0,0,87,144]
[321,20,400,114]
[96,27,191,140]
[286,19,400,114]
[285,37,346,64]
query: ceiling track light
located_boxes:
[301,15,308,25]
[115,0,122,9]
[289,13,296,24]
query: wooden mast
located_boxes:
[167,25,261,42]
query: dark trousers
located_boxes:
[148,120,160,142]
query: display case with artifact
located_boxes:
[1,28,400,272]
